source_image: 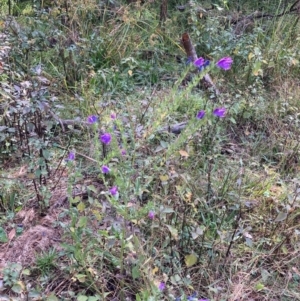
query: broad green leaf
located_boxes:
[77,202,86,212]
[252,61,262,76]
[11,281,24,293]
[185,253,197,267]
[132,266,140,279]
[77,296,88,301]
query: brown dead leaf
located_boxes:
[179,150,189,158]
[8,228,16,241]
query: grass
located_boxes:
[0,0,300,300]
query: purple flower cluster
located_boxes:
[196,107,227,119]
[87,115,98,124]
[193,56,233,71]
[216,57,233,70]
[66,151,75,161]
[213,107,226,118]
[196,110,206,119]
[158,282,165,291]
[101,165,110,174]
[100,133,112,145]
[148,211,155,220]
[110,186,118,196]
[194,57,210,71]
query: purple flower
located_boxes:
[109,186,118,196]
[101,165,110,174]
[110,113,116,120]
[194,57,205,68]
[213,107,227,118]
[100,133,111,144]
[196,110,206,119]
[121,149,126,156]
[148,211,155,219]
[158,282,165,291]
[216,57,233,70]
[66,151,75,161]
[87,115,98,124]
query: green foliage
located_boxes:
[1,0,300,300]
[2,263,25,293]
[35,248,58,275]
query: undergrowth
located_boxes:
[0,0,300,301]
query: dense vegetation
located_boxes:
[0,0,300,300]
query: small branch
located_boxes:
[181,33,220,95]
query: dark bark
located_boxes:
[160,0,168,23]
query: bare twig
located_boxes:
[181,33,220,95]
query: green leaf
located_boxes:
[261,269,270,282]
[42,149,51,160]
[185,253,197,267]
[0,227,8,243]
[136,295,142,301]
[166,225,178,240]
[11,282,24,293]
[75,274,86,283]
[274,211,288,222]
[22,269,30,275]
[77,202,86,212]
[78,216,87,228]
[132,266,140,279]
[46,294,59,301]
[28,290,42,298]
[70,196,81,204]
[77,296,88,301]
[87,185,98,193]
[254,282,264,291]
[229,117,236,124]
